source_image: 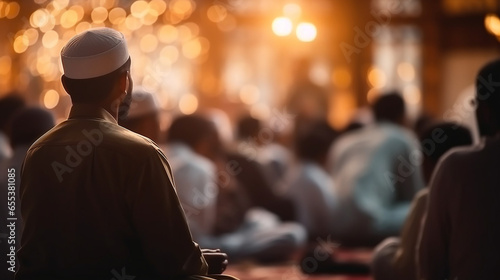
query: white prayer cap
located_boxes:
[61,27,129,79]
[127,87,161,118]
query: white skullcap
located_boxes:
[127,88,161,118]
[61,27,129,79]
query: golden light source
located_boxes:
[30,9,50,28]
[485,13,500,37]
[332,68,352,89]
[42,30,59,49]
[91,7,108,24]
[131,0,149,18]
[42,89,60,109]
[13,35,29,54]
[367,67,386,88]
[397,62,416,82]
[296,22,317,42]
[207,4,227,23]
[109,7,126,25]
[179,93,198,115]
[250,104,270,120]
[158,24,178,43]
[0,56,11,76]
[60,9,79,29]
[272,17,293,36]
[182,38,202,59]
[160,45,179,65]
[5,1,20,19]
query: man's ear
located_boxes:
[118,71,129,93]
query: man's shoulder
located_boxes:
[29,120,159,159]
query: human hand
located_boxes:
[202,249,228,274]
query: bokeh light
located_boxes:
[272,17,293,36]
[42,89,60,109]
[179,93,198,115]
[283,3,302,19]
[140,34,158,53]
[296,22,317,42]
[367,67,387,88]
[397,62,416,82]
[239,84,260,105]
[207,4,227,23]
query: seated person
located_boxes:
[328,93,424,246]
[283,120,338,239]
[418,59,500,280]
[371,122,473,280]
[164,114,306,263]
[17,28,236,280]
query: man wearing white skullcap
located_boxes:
[17,28,236,280]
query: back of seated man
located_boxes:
[371,122,473,280]
[418,58,500,279]
[17,27,235,280]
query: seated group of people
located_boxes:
[2,27,500,280]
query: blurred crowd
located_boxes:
[3,48,500,280]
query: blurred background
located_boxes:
[0,0,499,137]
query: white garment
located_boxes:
[165,143,219,238]
[284,161,337,237]
[165,143,306,261]
[418,136,500,280]
[328,123,424,240]
[0,132,12,162]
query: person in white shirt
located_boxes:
[328,92,424,246]
[284,120,338,239]
[418,58,500,280]
[165,114,306,262]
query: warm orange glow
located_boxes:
[91,0,115,9]
[182,39,202,59]
[52,0,69,11]
[272,17,293,36]
[24,28,39,46]
[149,0,167,15]
[239,85,260,105]
[75,21,92,33]
[177,25,193,42]
[5,1,20,19]
[0,56,11,76]
[250,104,270,120]
[367,88,379,104]
[397,62,416,82]
[283,3,302,19]
[367,67,386,88]
[158,24,178,43]
[91,7,108,24]
[170,0,194,18]
[332,68,352,89]
[43,89,60,109]
[485,13,500,36]
[296,22,317,42]
[179,93,198,115]
[403,85,421,105]
[160,45,179,65]
[30,9,50,28]
[69,5,85,22]
[131,0,149,18]
[109,7,126,25]
[13,35,29,54]
[125,15,142,30]
[207,4,227,23]
[140,34,158,53]
[60,9,79,28]
[217,15,237,32]
[42,30,59,49]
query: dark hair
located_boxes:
[295,120,337,161]
[372,92,406,123]
[0,93,25,132]
[476,59,500,124]
[237,115,260,140]
[419,122,473,163]
[10,107,55,147]
[167,114,218,149]
[62,58,131,104]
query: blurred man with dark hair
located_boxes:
[372,122,472,280]
[418,59,500,279]
[284,120,338,239]
[327,92,424,245]
[18,28,234,280]
[165,114,306,263]
[0,107,54,280]
[0,94,25,162]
